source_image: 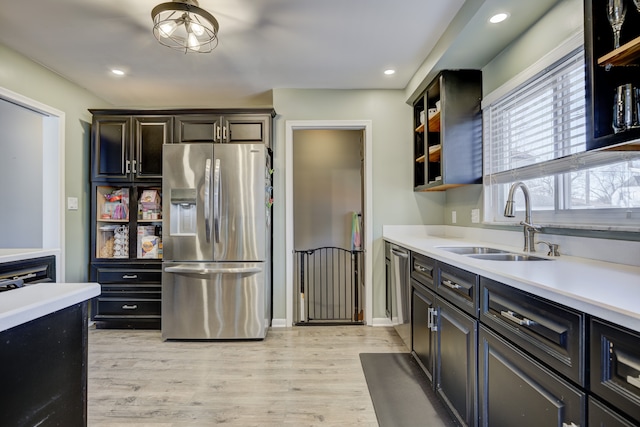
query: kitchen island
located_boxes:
[0,280,100,426]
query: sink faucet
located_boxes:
[504,182,541,252]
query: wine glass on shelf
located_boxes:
[607,0,627,49]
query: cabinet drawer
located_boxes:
[480,277,585,386]
[590,318,640,423]
[95,268,161,284]
[479,326,585,427]
[94,298,161,317]
[100,284,160,299]
[411,253,436,292]
[437,262,478,317]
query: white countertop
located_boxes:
[383,225,640,332]
[0,248,60,264]
[0,282,100,332]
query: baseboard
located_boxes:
[371,317,394,326]
[271,318,287,328]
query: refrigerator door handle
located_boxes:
[165,266,262,275]
[213,158,221,244]
[204,158,212,243]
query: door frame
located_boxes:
[0,86,65,281]
[285,120,373,326]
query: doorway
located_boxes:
[292,129,363,324]
[285,120,373,327]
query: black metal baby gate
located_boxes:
[294,247,364,325]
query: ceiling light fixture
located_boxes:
[384,69,396,75]
[489,13,509,24]
[111,69,125,76]
[151,0,219,53]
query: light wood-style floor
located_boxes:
[88,325,409,426]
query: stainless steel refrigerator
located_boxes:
[161,143,271,340]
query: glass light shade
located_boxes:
[151,0,219,53]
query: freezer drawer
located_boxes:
[162,262,268,340]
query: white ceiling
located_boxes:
[0,0,564,108]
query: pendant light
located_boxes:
[151,0,219,53]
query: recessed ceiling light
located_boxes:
[384,69,396,75]
[111,69,125,76]
[489,13,509,24]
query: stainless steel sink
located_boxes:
[438,246,508,255]
[467,253,552,261]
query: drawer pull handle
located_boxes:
[500,310,534,326]
[442,279,461,290]
[627,375,640,389]
[122,274,138,279]
[562,423,579,427]
[122,304,138,310]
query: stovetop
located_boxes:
[0,278,25,293]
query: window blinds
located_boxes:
[484,48,589,184]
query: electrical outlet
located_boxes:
[471,209,480,223]
[452,211,457,224]
[67,197,78,211]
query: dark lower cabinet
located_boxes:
[90,264,161,329]
[589,397,638,427]
[590,318,640,424]
[479,326,585,427]
[412,279,436,382]
[0,303,88,426]
[437,296,477,427]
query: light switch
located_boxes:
[471,209,480,223]
[452,211,457,224]
[67,197,78,210]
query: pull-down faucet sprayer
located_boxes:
[504,182,541,252]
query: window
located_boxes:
[483,36,640,229]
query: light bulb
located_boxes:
[159,21,177,38]
[190,21,205,36]
[187,32,201,51]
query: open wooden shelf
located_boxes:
[598,35,640,66]
[428,111,441,132]
[415,144,441,163]
[415,123,425,133]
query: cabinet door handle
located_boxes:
[216,124,222,142]
[132,159,137,173]
[126,160,131,173]
[442,279,461,290]
[223,125,228,141]
[428,307,438,331]
[122,304,138,310]
[500,310,534,326]
[391,249,409,258]
[122,274,138,279]
[562,423,580,427]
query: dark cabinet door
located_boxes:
[134,116,172,179]
[590,318,640,423]
[92,116,130,180]
[436,296,477,427]
[224,114,270,145]
[412,280,436,382]
[589,397,638,427]
[478,326,585,427]
[174,114,222,143]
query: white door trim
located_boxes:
[285,120,373,327]
[0,86,65,281]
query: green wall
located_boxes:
[0,43,111,282]
[272,89,445,320]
